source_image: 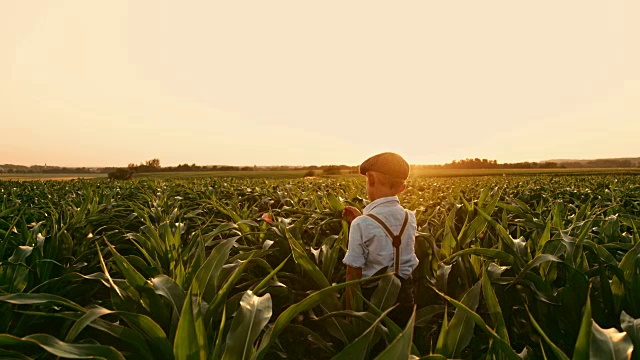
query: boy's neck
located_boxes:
[368,189,400,202]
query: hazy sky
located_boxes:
[1,1,639,167]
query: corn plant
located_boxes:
[0,175,639,359]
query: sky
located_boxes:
[1,1,639,167]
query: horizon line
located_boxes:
[3,155,640,169]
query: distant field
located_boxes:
[130,168,640,179]
[135,170,313,179]
[2,167,640,181]
[138,168,640,179]
[0,173,107,181]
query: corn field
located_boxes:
[1,175,639,359]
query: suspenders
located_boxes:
[365,211,409,275]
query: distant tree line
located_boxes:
[2,157,638,175]
[560,159,638,168]
[412,157,640,170]
[411,158,563,170]
[122,159,358,174]
[443,158,561,169]
[0,164,120,174]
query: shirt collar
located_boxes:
[363,196,400,214]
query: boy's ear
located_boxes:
[366,172,375,186]
[398,182,406,193]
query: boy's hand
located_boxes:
[342,206,362,223]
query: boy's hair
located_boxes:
[369,171,406,193]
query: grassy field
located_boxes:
[3,167,640,181]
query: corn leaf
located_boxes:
[331,306,395,360]
[589,321,633,360]
[370,273,401,312]
[222,291,272,360]
[374,308,416,360]
[0,333,125,360]
[192,236,238,302]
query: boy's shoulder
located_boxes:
[351,208,416,227]
[350,214,374,228]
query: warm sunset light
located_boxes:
[3,3,640,358]
[1,1,639,167]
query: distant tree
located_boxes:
[108,168,134,180]
[145,158,161,168]
[322,168,342,175]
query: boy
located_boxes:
[342,152,419,325]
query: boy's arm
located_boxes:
[346,265,362,281]
[343,217,366,311]
[345,265,362,311]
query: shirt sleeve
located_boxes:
[342,218,368,268]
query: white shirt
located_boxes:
[343,196,419,279]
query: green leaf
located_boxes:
[572,287,592,360]
[192,236,238,302]
[537,221,551,256]
[526,305,570,360]
[476,208,525,270]
[211,305,227,360]
[620,311,640,360]
[104,238,147,289]
[482,265,509,345]
[113,311,173,360]
[443,248,515,266]
[435,306,449,354]
[252,255,290,295]
[331,306,395,360]
[612,241,640,314]
[590,321,633,360]
[0,349,32,359]
[96,243,123,298]
[374,308,416,360]
[0,333,125,360]
[441,207,458,258]
[8,246,33,264]
[174,290,207,360]
[222,291,272,360]
[326,193,344,212]
[151,274,186,315]
[65,306,113,343]
[414,305,446,327]
[458,189,500,247]
[31,309,155,360]
[206,257,257,323]
[440,281,482,358]
[432,287,521,360]
[286,228,332,289]
[0,293,85,311]
[253,275,384,360]
[370,273,401,312]
[513,254,562,286]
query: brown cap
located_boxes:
[359,152,410,180]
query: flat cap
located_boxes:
[359,152,410,180]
